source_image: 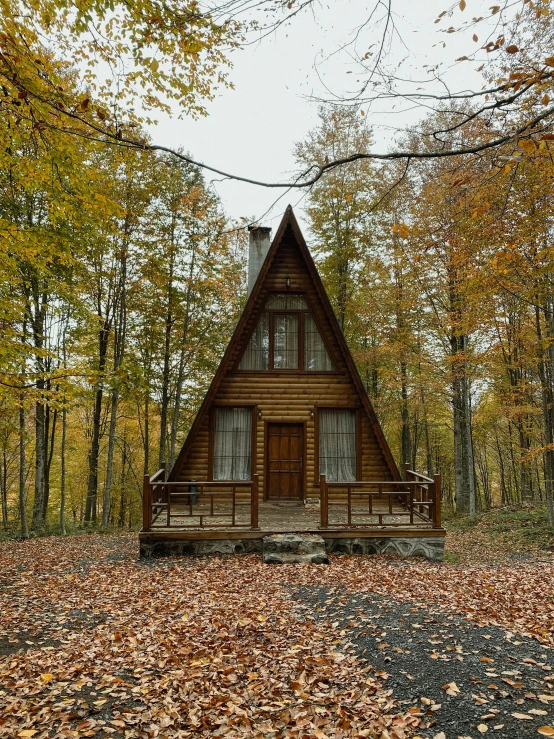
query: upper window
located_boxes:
[238,293,334,371]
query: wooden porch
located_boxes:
[140,467,444,544]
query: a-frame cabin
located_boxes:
[140,208,445,560]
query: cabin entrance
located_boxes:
[266,423,304,501]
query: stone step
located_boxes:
[263,533,329,564]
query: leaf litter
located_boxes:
[0,533,553,738]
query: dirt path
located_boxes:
[296,586,554,738]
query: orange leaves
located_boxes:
[392,223,410,238]
[538,728,554,736]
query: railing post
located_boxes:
[143,474,152,531]
[250,474,259,530]
[404,462,411,481]
[319,474,328,529]
[433,474,442,527]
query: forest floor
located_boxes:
[1,514,554,739]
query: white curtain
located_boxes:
[273,314,298,368]
[267,293,307,310]
[239,313,269,370]
[213,407,252,480]
[304,314,333,370]
[319,409,356,481]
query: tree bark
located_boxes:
[84,321,110,525]
[535,304,554,529]
[158,248,175,471]
[19,394,29,538]
[60,403,67,535]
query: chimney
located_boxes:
[247,225,272,295]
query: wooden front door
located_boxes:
[267,423,304,500]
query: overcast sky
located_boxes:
[147,0,506,234]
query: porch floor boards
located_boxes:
[149,500,433,532]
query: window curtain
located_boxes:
[304,314,333,370]
[267,293,307,310]
[213,407,252,480]
[273,314,299,368]
[273,313,298,369]
[319,409,356,481]
[239,313,269,370]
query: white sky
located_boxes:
[147,0,507,233]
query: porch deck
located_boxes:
[139,469,445,559]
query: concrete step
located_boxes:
[263,533,329,564]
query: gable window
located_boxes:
[305,314,333,371]
[238,293,333,371]
[212,407,252,480]
[319,408,357,481]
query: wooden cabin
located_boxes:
[140,207,445,560]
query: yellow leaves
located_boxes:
[543,95,551,106]
[545,57,554,67]
[459,0,466,10]
[18,732,37,737]
[480,656,494,663]
[519,139,536,152]
[477,724,488,733]
[40,673,53,682]
[512,712,534,720]
[538,728,554,737]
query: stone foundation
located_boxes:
[139,538,263,558]
[263,533,328,564]
[140,534,444,561]
[325,536,444,561]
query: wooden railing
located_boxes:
[142,472,259,531]
[319,469,441,530]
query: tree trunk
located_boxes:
[43,405,57,522]
[32,393,46,528]
[102,244,127,529]
[60,403,67,535]
[85,323,110,525]
[169,253,195,471]
[159,250,175,470]
[19,395,29,538]
[535,304,554,529]
[102,390,118,529]
[1,448,7,530]
[451,333,476,514]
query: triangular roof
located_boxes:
[170,206,400,481]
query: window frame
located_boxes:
[235,292,337,374]
[314,406,361,483]
[208,404,257,482]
